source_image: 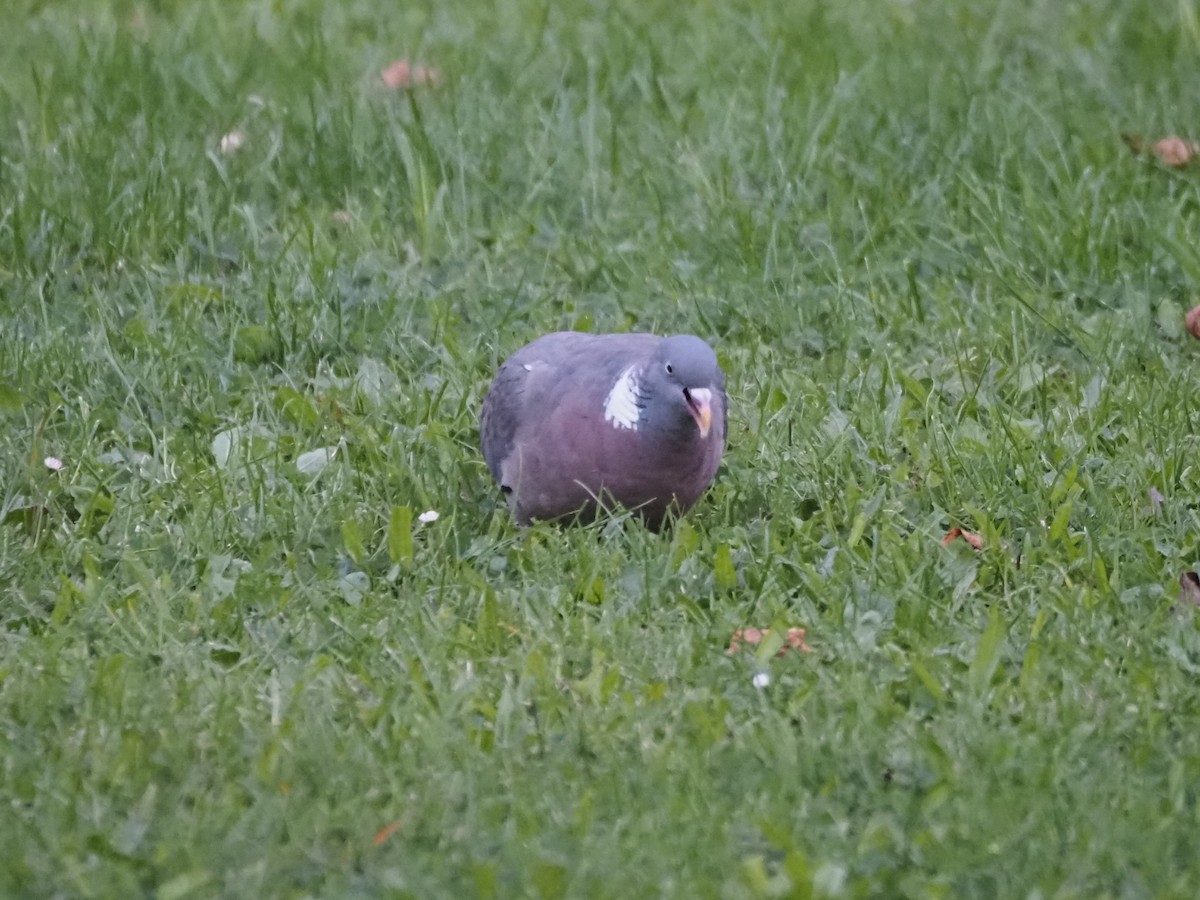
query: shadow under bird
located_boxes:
[480,332,727,528]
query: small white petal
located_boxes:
[219,130,246,155]
[43,456,64,472]
[418,510,439,524]
[752,672,771,689]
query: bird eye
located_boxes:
[665,363,674,375]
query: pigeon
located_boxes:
[481,332,726,527]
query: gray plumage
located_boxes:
[481,332,727,527]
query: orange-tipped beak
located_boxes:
[685,387,713,439]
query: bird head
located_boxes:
[652,335,721,439]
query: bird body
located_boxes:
[480,332,726,527]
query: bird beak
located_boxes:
[685,387,713,439]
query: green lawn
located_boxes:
[4,0,1200,896]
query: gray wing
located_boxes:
[480,332,661,488]
[480,357,528,483]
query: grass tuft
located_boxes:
[4,0,1200,896]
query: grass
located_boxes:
[3,0,1200,896]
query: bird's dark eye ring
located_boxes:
[665,363,674,374]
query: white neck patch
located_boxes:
[603,365,642,431]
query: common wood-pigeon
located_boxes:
[481,332,726,527]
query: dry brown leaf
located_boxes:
[1180,571,1200,606]
[1186,305,1200,340]
[381,59,440,90]
[727,627,810,656]
[942,527,984,551]
[1121,133,1146,154]
[373,821,402,847]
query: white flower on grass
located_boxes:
[296,445,340,476]
[44,456,64,472]
[211,428,242,470]
[418,510,439,524]
[219,130,246,155]
[752,672,771,689]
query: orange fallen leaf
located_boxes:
[1180,571,1200,606]
[381,59,440,90]
[727,627,810,655]
[782,627,810,652]
[729,626,764,650]
[1155,136,1199,167]
[373,821,402,847]
[1186,305,1200,340]
[1122,133,1200,168]
[942,527,984,550]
